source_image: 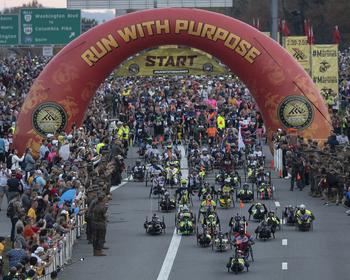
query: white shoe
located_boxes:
[345,209,350,215]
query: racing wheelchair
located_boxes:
[158,191,176,212]
[144,214,166,235]
[175,205,196,235]
[212,230,231,252]
[226,248,249,274]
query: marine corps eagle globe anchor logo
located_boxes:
[278,96,314,129]
[32,102,67,136]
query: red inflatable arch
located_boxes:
[14,8,331,153]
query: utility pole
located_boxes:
[271,0,278,41]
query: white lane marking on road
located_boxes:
[157,229,182,280]
[282,239,288,246]
[282,262,288,270]
[179,145,188,176]
[275,201,281,207]
[111,181,128,192]
[157,145,187,280]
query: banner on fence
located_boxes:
[284,36,311,74]
[311,44,339,98]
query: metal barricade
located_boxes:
[273,147,283,177]
[37,211,84,279]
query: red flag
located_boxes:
[333,25,341,44]
[282,20,290,36]
[303,19,310,36]
[307,25,314,44]
[278,19,282,33]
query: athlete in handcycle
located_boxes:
[231,227,255,262]
[196,224,212,247]
[248,202,268,221]
[257,182,273,200]
[229,213,248,234]
[198,182,216,201]
[226,247,250,274]
[175,204,196,235]
[175,179,193,206]
[198,195,217,222]
[218,179,235,208]
[201,208,220,237]
[212,230,230,252]
[132,160,146,181]
[283,205,297,225]
[236,183,254,202]
[254,219,274,240]
[159,190,176,212]
[165,161,181,187]
[149,173,166,198]
[144,213,166,235]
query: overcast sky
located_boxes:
[0,0,65,9]
[0,0,115,21]
[0,0,112,12]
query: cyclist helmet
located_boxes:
[181,179,188,185]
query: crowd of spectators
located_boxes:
[0,46,349,278]
[0,56,126,279]
[272,49,350,211]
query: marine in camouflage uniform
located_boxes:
[92,193,108,256]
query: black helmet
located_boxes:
[238,227,245,235]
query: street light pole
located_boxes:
[271,0,278,41]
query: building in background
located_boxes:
[67,0,233,16]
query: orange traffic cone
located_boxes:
[239,200,244,209]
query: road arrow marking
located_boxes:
[282,239,288,246]
[282,262,288,270]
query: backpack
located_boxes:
[6,154,12,169]
[7,201,15,218]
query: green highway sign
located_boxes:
[0,15,19,45]
[20,8,81,45]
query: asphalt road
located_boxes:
[59,145,350,280]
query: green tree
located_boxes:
[82,18,98,33]
[1,0,43,14]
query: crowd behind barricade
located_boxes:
[269,48,350,212]
[0,56,128,279]
[272,128,350,211]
